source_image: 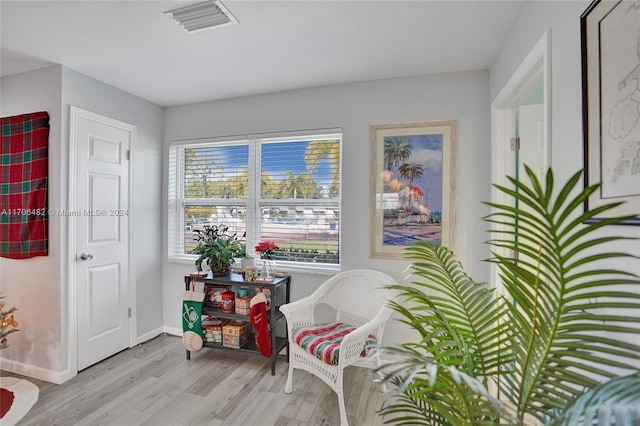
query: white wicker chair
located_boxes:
[280,269,395,426]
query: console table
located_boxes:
[184,272,291,375]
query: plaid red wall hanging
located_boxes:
[0,111,50,259]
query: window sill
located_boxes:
[168,255,340,277]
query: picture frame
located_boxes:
[370,120,457,259]
[581,0,640,225]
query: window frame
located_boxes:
[168,129,342,273]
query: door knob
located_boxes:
[79,253,94,261]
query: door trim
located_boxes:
[492,30,551,192]
[490,30,551,291]
[67,106,137,376]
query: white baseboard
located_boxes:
[134,327,165,345]
[162,326,182,337]
[0,357,71,385]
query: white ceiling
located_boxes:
[1,0,525,107]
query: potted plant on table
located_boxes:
[191,224,244,276]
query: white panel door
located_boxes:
[75,109,132,371]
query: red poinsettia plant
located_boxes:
[255,241,278,260]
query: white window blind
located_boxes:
[169,140,249,260]
[259,137,340,264]
[169,131,341,269]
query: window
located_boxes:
[169,130,342,270]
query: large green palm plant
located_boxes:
[379,167,640,425]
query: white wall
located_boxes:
[0,66,65,379]
[0,66,164,383]
[490,0,640,367]
[163,71,492,346]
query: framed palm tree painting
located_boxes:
[370,120,457,259]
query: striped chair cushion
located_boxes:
[292,322,377,365]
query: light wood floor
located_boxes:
[1,334,389,426]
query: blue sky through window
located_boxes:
[188,141,335,188]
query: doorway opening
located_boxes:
[491,30,552,292]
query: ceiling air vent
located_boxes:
[165,1,237,33]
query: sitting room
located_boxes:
[1,1,639,425]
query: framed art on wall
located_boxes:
[370,120,457,259]
[581,0,640,225]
